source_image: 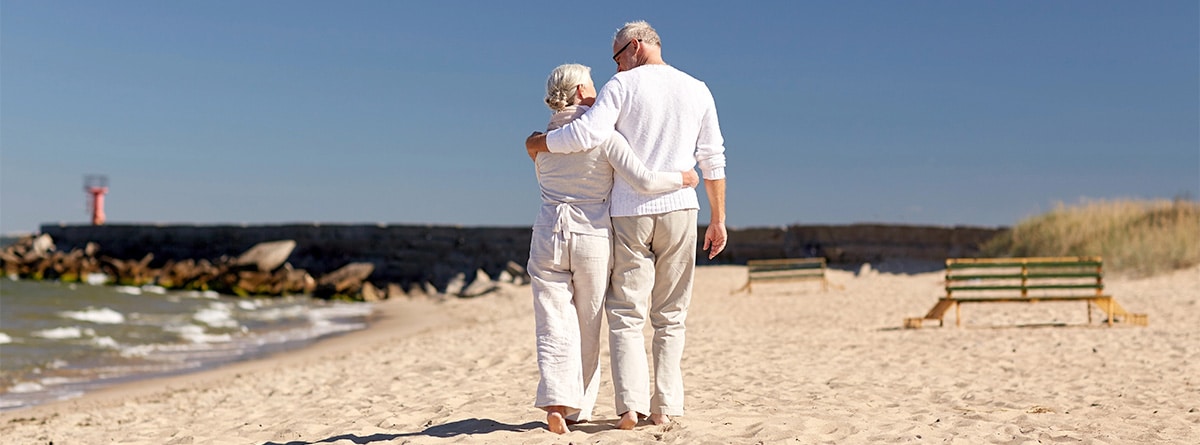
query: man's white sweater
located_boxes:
[545,64,726,217]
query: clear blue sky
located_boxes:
[2,1,1197,234]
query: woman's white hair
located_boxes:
[544,63,591,112]
[614,20,661,47]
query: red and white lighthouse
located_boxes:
[84,175,109,226]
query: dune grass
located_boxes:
[981,199,1200,277]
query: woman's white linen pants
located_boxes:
[528,227,609,422]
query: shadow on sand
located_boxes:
[261,418,544,445]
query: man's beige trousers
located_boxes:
[608,209,698,417]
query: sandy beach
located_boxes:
[2,264,1196,444]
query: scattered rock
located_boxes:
[423,282,441,298]
[234,240,296,272]
[30,234,55,257]
[445,272,466,296]
[386,283,406,299]
[460,269,498,298]
[506,260,529,285]
[315,262,375,299]
[360,281,384,302]
[857,263,874,277]
[407,282,427,298]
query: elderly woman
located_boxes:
[528,63,697,434]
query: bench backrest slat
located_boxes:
[748,258,825,267]
[944,256,1105,299]
[947,272,1101,281]
[743,258,828,291]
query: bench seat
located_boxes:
[904,257,1147,328]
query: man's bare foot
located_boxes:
[650,413,670,425]
[547,411,569,434]
[616,411,638,430]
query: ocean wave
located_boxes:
[163,324,234,344]
[0,332,12,344]
[33,327,87,339]
[307,302,375,321]
[60,307,126,324]
[180,290,220,299]
[7,382,45,393]
[90,336,120,349]
[244,305,308,322]
[194,304,239,329]
[141,285,167,294]
[85,273,110,285]
[114,286,142,295]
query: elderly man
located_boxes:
[525,20,727,429]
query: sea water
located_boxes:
[0,277,373,411]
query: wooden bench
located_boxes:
[738,258,827,293]
[904,256,1147,328]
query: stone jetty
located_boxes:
[0,234,526,301]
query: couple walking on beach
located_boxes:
[523,21,728,434]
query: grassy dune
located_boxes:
[981,199,1200,277]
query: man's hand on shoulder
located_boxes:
[526,132,548,161]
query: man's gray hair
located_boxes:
[544,63,591,112]
[614,20,661,47]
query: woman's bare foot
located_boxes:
[649,413,670,425]
[616,411,638,430]
[546,407,569,434]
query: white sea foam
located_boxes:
[119,344,152,357]
[39,377,79,386]
[245,305,308,321]
[237,300,260,311]
[307,302,375,321]
[114,286,142,295]
[164,324,233,344]
[90,336,120,349]
[33,327,84,339]
[141,285,167,294]
[183,331,234,344]
[165,324,204,336]
[194,304,238,328]
[303,302,373,336]
[60,307,126,324]
[180,290,220,299]
[8,382,45,393]
[85,273,110,285]
[0,332,12,344]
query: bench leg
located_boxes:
[1087,301,1093,325]
[955,302,962,328]
[1108,299,1114,326]
[736,280,751,294]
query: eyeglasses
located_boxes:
[612,39,641,62]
